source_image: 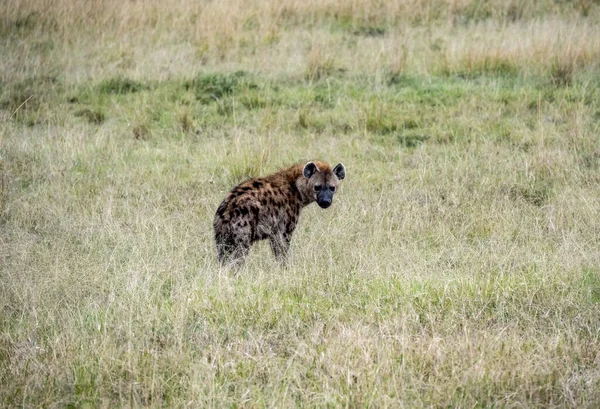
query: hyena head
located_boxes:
[302,161,346,209]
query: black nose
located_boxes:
[318,200,331,209]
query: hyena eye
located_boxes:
[329,186,336,192]
[314,185,322,192]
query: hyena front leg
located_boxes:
[269,232,291,263]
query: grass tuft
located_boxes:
[177,109,194,133]
[74,108,105,124]
[581,268,600,304]
[185,71,253,103]
[97,77,147,95]
[132,123,151,140]
[550,58,576,86]
[305,47,339,82]
[0,76,59,112]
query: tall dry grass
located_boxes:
[1,0,600,407]
[1,0,600,82]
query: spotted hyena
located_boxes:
[214,161,346,266]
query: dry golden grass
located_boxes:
[1,0,600,407]
[2,0,600,82]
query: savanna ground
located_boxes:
[1,0,600,407]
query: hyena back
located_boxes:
[213,161,346,266]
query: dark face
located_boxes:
[314,183,337,208]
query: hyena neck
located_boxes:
[274,164,307,207]
[294,176,315,207]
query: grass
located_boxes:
[1,0,600,407]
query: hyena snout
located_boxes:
[318,201,331,209]
[316,189,333,208]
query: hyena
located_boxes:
[213,161,346,266]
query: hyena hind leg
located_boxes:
[216,239,251,269]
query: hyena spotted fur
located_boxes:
[214,161,346,266]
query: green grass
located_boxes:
[2,1,600,407]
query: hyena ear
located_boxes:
[333,163,346,180]
[303,162,319,179]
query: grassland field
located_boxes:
[1,0,600,407]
